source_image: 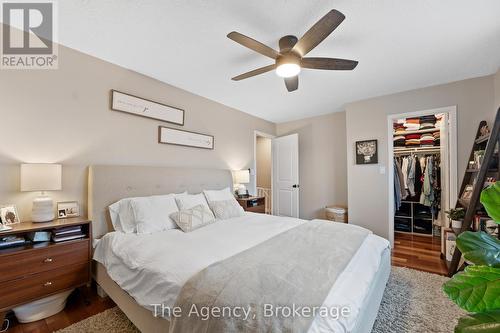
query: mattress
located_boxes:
[94,213,389,333]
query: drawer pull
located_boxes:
[43,258,53,263]
[44,281,53,287]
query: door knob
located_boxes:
[292,184,300,188]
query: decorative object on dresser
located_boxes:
[158,126,214,149]
[0,204,20,225]
[20,163,62,223]
[233,169,250,198]
[236,196,266,213]
[0,217,92,325]
[355,139,378,164]
[111,90,185,125]
[57,201,80,218]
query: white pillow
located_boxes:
[108,198,137,233]
[209,200,245,220]
[130,194,179,234]
[170,204,216,233]
[203,187,235,202]
[175,193,210,211]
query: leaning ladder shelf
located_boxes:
[448,108,500,276]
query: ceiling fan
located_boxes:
[227,9,358,92]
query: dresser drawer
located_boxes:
[0,262,89,309]
[0,240,89,283]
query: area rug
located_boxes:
[57,267,465,333]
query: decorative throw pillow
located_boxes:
[175,193,211,211]
[171,204,216,233]
[209,199,245,220]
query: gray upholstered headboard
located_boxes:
[88,165,233,239]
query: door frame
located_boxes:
[253,130,275,208]
[386,106,457,248]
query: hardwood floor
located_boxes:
[392,232,448,275]
[4,233,448,332]
[4,286,115,333]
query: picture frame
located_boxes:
[57,201,80,218]
[111,90,185,126]
[158,126,214,150]
[0,205,21,225]
[356,139,378,164]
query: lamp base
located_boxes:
[32,196,55,223]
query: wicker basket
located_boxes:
[325,206,348,223]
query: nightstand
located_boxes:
[0,217,92,323]
[236,196,266,213]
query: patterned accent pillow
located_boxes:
[209,200,245,220]
[170,204,215,233]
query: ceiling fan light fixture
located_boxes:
[276,63,301,78]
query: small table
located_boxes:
[236,196,266,213]
[0,217,92,323]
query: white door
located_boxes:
[272,134,299,217]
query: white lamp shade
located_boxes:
[20,164,62,192]
[233,169,250,184]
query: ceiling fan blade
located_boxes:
[301,57,358,70]
[232,64,276,81]
[227,31,279,59]
[284,76,298,92]
[292,10,345,56]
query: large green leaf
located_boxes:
[443,265,500,312]
[457,231,500,267]
[480,182,500,223]
[455,310,500,333]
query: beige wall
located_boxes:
[345,75,496,239]
[495,68,500,110]
[277,112,347,220]
[256,137,272,189]
[0,43,275,222]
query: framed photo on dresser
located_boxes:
[0,204,20,225]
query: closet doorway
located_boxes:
[254,131,274,214]
[387,106,457,274]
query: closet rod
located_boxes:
[394,147,441,154]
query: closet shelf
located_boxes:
[393,128,440,136]
[394,147,441,154]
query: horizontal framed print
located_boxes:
[57,201,80,218]
[158,126,214,150]
[356,139,378,164]
[111,90,185,125]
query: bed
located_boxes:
[88,165,390,333]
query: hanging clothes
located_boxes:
[420,156,435,206]
[394,159,402,210]
[407,156,416,197]
[396,158,407,200]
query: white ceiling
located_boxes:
[54,0,500,123]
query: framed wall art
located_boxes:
[356,139,378,164]
[158,126,214,150]
[111,90,185,125]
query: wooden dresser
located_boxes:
[0,217,91,322]
[236,196,266,213]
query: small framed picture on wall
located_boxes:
[356,139,378,164]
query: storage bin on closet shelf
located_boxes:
[325,206,348,223]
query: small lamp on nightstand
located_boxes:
[233,169,250,198]
[20,163,62,222]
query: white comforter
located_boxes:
[94,213,389,333]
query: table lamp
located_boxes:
[20,163,62,222]
[233,169,250,198]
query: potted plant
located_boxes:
[443,182,500,332]
[446,207,466,233]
